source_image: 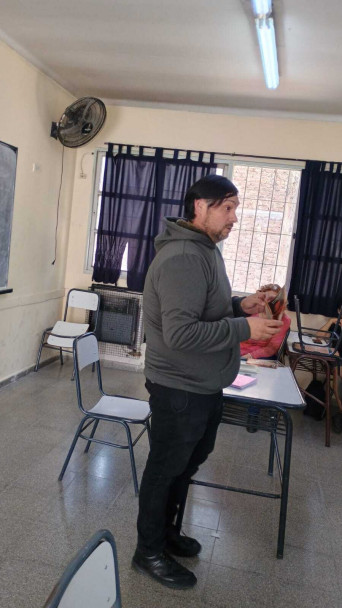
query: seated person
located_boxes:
[240,284,291,361]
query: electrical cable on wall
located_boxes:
[49,97,107,265]
[51,145,64,265]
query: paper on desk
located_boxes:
[231,374,257,389]
[239,361,260,374]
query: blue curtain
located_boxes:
[93,144,217,291]
[288,161,342,316]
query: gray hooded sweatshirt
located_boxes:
[143,217,251,394]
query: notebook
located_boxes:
[231,374,257,389]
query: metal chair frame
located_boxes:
[288,295,342,446]
[35,288,100,372]
[293,295,342,357]
[58,333,151,495]
[276,327,291,364]
[43,529,121,608]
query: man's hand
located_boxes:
[247,317,283,340]
[241,292,266,316]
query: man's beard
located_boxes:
[212,225,234,243]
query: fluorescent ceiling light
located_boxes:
[255,17,279,89]
[251,0,272,17]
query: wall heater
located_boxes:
[89,284,144,371]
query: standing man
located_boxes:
[132,174,282,589]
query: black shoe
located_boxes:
[132,548,197,589]
[165,525,201,557]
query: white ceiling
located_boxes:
[1,0,342,119]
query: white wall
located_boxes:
[65,103,342,292]
[0,41,76,383]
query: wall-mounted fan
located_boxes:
[50,97,107,148]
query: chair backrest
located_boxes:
[277,328,290,363]
[293,295,342,357]
[73,333,103,412]
[294,296,305,347]
[67,289,99,312]
[74,333,99,371]
[44,529,121,608]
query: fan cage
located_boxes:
[57,97,106,148]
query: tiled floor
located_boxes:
[0,359,342,607]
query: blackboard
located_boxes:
[0,140,17,291]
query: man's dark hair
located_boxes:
[184,174,238,221]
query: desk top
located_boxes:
[223,365,305,409]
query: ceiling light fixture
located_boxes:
[251,0,272,17]
[251,1,279,90]
[255,17,279,89]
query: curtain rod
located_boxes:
[104,142,307,164]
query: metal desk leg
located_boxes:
[268,431,275,476]
[276,410,293,558]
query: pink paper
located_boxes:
[231,374,257,389]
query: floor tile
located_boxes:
[1,359,342,607]
[203,563,274,608]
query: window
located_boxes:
[86,151,302,293]
[220,162,302,293]
[85,149,128,275]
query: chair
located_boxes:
[292,295,342,357]
[43,529,121,608]
[287,295,342,446]
[276,327,290,364]
[35,288,100,372]
[58,332,151,494]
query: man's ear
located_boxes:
[194,198,205,217]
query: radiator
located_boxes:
[89,284,145,371]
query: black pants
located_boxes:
[137,379,223,555]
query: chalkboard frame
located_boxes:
[0,139,17,293]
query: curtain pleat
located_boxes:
[288,161,342,316]
[93,146,217,291]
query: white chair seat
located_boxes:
[47,321,89,348]
[288,330,334,355]
[90,395,150,421]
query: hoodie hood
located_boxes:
[154,217,216,253]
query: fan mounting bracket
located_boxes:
[50,122,58,140]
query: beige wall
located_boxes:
[65,103,342,292]
[0,41,76,382]
[2,45,340,381]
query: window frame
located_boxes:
[84,148,106,274]
[85,150,303,294]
